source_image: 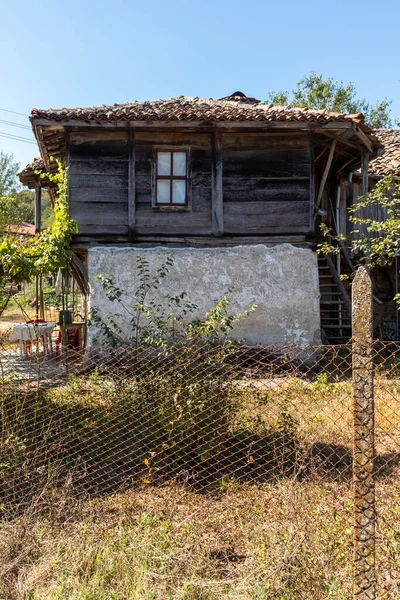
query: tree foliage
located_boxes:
[0,152,20,197]
[348,176,400,265]
[0,161,77,285]
[0,196,27,237]
[267,72,394,128]
[0,149,54,240]
[319,175,400,306]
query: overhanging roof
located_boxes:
[29,93,382,173]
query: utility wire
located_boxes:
[0,119,31,130]
[0,130,35,141]
[0,108,29,118]
[0,131,37,145]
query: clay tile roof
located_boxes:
[30,95,372,129]
[6,222,35,236]
[17,157,55,189]
[369,130,400,176]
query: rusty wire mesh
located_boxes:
[0,335,398,598]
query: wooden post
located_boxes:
[34,178,42,234]
[39,274,45,321]
[35,276,39,321]
[128,129,136,242]
[352,266,376,600]
[211,131,223,236]
[361,152,369,197]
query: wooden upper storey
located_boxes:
[66,129,315,244]
[19,95,383,247]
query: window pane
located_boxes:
[157,180,170,203]
[157,152,171,176]
[172,180,186,204]
[173,152,186,176]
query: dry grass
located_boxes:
[0,359,399,598]
[0,478,399,600]
[0,307,37,331]
[0,481,355,600]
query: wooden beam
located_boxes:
[71,235,312,248]
[128,129,135,241]
[319,129,363,151]
[315,147,328,163]
[32,118,355,131]
[326,255,352,315]
[361,151,369,196]
[211,131,223,236]
[313,135,357,160]
[65,128,70,212]
[352,125,373,154]
[34,178,41,234]
[316,140,337,208]
[309,144,315,232]
[70,251,89,295]
[336,157,362,175]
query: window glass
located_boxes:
[172,180,186,204]
[157,152,171,176]
[157,180,170,203]
[173,152,186,176]
[156,150,188,206]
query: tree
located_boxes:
[0,152,20,196]
[0,150,54,229]
[0,151,33,230]
[0,196,29,235]
[267,72,394,128]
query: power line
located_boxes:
[0,131,37,145]
[0,130,35,142]
[0,119,31,131]
[0,107,29,118]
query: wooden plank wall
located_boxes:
[68,129,313,242]
[69,131,129,238]
[222,133,311,235]
[346,181,388,243]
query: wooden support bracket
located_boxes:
[316,140,337,209]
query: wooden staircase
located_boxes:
[318,255,352,344]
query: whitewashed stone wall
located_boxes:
[87,244,321,347]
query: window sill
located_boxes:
[152,205,191,212]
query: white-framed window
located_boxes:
[155,150,188,206]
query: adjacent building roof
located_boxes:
[6,222,36,236]
[17,157,56,190]
[368,129,400,176]
[31,94,374,129]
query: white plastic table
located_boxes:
[9,322,57,355]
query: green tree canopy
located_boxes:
[0,151,20,196]
[0,150,53,230]
[267,72,394,128]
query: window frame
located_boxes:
[153,148,191,210]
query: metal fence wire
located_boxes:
[0,333,399,599]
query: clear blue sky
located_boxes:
[2,0,400,170]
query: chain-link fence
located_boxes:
[0,328,399,598]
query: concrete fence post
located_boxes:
[352,266,376,600]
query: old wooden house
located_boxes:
[18,93,383,346]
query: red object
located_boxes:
[58,328,80,349]
[26,319,47,354]
[55,327,80,362]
